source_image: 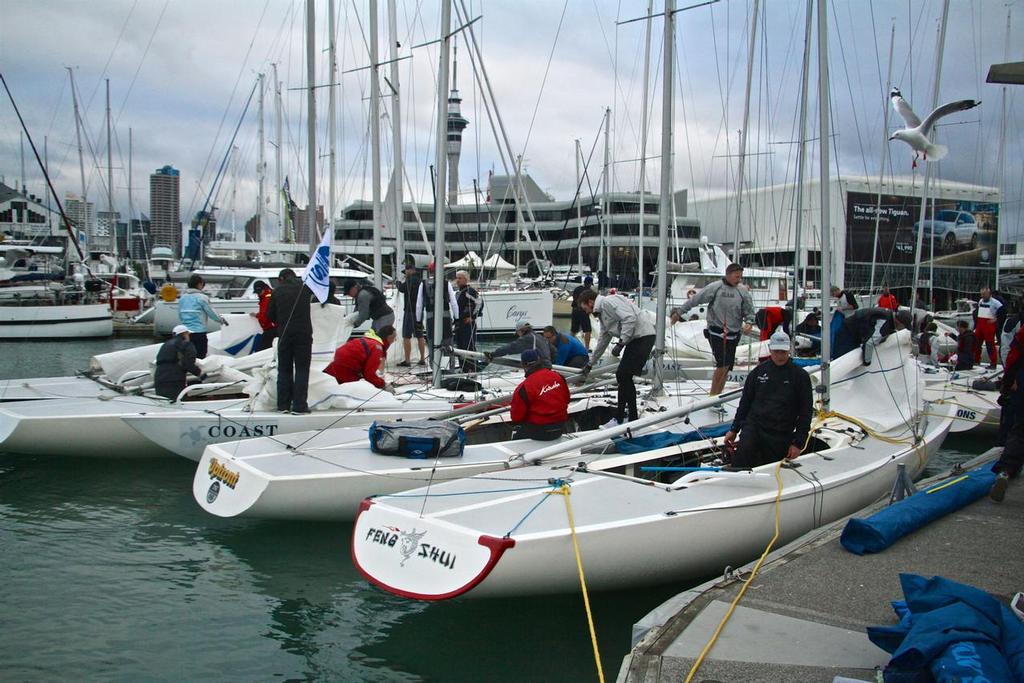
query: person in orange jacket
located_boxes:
[878,286,898,311]
[324,326,396,391]
[250,281,277,351]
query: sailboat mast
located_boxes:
[733,0,760,261]
[432,0,453,389]
[305,0,318,250]
[817,0,831,403]
[389,0,405,270]
[791,0,813,330]
[106,79,115,258]
[68,67,87,249]
[273,63,283,242]
[637,0,653,305]
[652,0,675,395]
[995,7,1011,291]
[369,0,383,288]
[868,23,895,295]
[576,139,583,277]
[910,0,950,313]
[601,107,611,281]
[328,0,338,261]
[257,72,266,245]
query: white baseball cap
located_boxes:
[172,324,190,335]
[768,330,791,351]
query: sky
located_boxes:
[1,0,1021,244]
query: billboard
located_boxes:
[845,191,998,268]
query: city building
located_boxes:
[64,192,96,249]
[149,165,181,255]
[0,182,63,242]
[692,175,1000,309]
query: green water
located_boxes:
[0,339,988,681]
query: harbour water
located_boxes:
[0,339,986,681]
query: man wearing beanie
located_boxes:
[510,348,570,441]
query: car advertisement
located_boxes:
[845,191,998,268]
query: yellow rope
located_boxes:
[684,460,786,683]
[549,484,605,683]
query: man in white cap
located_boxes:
[724,330,813,468]
[154,324,204,400]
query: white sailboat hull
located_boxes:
[0,303,112,339]
[190,389,720,521]
[477,289,553,333]
[0,376,123,402]
[0,396,243,458]
[125,399,462,461]
[351,409,952,599]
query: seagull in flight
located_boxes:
[889,87,980,168]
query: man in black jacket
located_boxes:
[454,270,482,369]
[397,263,426,367]
[342,279,395,333]
[724,330,814,468]
[154,324,203,400]
[268,268,313,413]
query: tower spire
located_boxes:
[446,38,469,206]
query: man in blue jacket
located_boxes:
[542,325,589,369]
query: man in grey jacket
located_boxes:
[579,290,657,425]
[484,321,555,368]
[670,262,754,395]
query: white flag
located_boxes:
[302,228,332,303]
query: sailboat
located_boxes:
[350,0,955,600]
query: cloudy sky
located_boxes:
[1,0,1021,243]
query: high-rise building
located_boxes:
[64,192,96,250]
[150,165,180,255]
[294,204,324,246]
[244,214,261,242]
[446,45,469,205]
[96,210,120,253]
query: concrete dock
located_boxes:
[618,450,1022,683]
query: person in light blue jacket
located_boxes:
[178,274,228,358]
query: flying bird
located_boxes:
[888,87,980,168]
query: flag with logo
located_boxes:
[302,227,332,303]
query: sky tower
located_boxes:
[446,42,469,206]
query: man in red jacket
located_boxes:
[250,281,277,352]
[877,286,898,311]
[510,348,570,441]
[324,325,396,391]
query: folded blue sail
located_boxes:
[614,423,731,455]
[840,466,997,555]
[867,574,1024,682]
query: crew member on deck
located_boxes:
[510,349,570,441]
[974,286,1002,369]
[570,276,595,350]
[343,279,395,334]
[154,324,204,400]
[542,325,590,369]
[878,286,898,311]
[485,321,555,368]
[325,325,396,392]
[669,262,755,395]
[724,330,813,468]
[579,289,657,426]
[178,273,229,359]
[250,280,276,352]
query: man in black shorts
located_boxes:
[397,263,426,366]
[570,276,594,350]
[670,263,754,395]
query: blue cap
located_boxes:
[521,349,540,365]
[584,276,593,286]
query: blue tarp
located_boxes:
[613,422,731,455]
[868,574,1024,682]
[841,466,997,555]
